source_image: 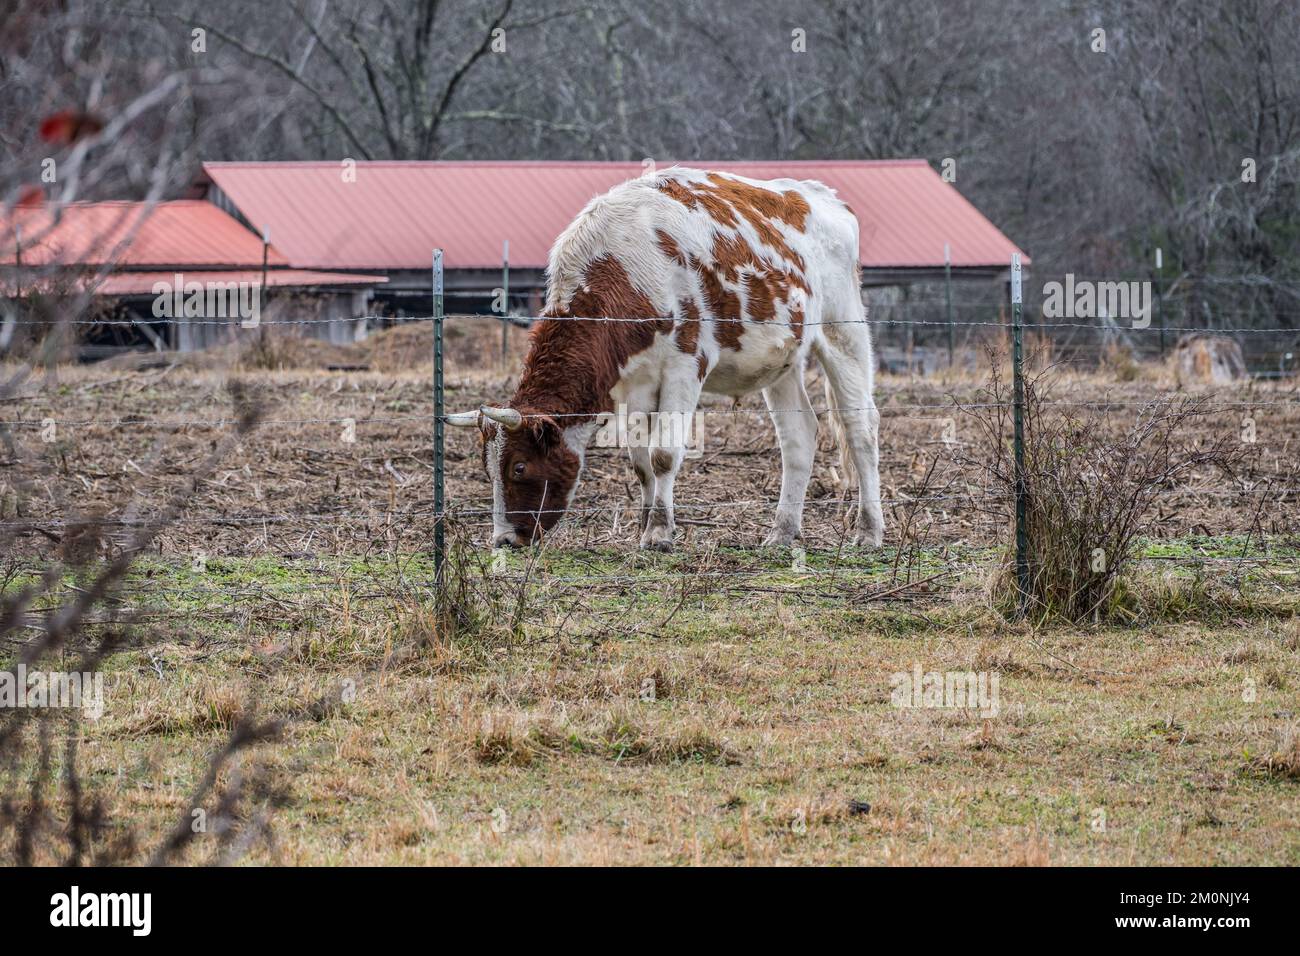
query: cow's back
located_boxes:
[540,167,863,396]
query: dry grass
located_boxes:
[4,540,1295,865]
[13,584,1290,866]
[1248,725,1300,781]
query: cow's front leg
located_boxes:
[761,365,817,547]
[640,446,678,552]
[638,374,703,553]
[627,444,656,536]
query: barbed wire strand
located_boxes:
[4,393,1297,429]
[7,310,1300,334]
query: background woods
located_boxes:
[1,0,1297,322]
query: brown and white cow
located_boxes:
[448,167,883,551]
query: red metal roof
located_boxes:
[202,160,1028,272]
[0,269,386,299]
[0,200,288,269]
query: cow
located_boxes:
[447,167,883,552]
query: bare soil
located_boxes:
[3,321,1297,562]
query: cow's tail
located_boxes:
[823,370,856,492]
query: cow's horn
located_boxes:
[445,410,481,427]
[480,405,523,430]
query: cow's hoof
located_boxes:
[762,529,800,548]
[851,528,884,548]
[763,513,802,548]
[640,538,674,553]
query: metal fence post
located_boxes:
[501,239,510,364]
[433,249,446,581]
[944,241,954,368]
[258,226,270,346]
[1010,253,1029,617]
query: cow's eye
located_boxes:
[512,461,526,478]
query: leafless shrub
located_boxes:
[888,451,949,586]
[408,515,530,661]
[963,357,1251,623]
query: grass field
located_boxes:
[3,329,1299,865]
[5,540,1298,865]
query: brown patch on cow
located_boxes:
[656,229,687,267]
[704,174,810,270]
[743,272,779,323]
[675,296,701,355]
[515,253,669,421]
[705,231,808,341]
[656,179,699,211]
[651,448,675,476]
[565,255,663,325]
[704,173,811,231]
[691,257,744,351]
[697,353,709,380]
[659,178,738,228]
[711,232,809,293]
[658,173,810,271]
[711,231,758,283]
[788,306,805,339]
[752,218,805,272]
[686,241,813,350]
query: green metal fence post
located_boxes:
[433,249,446,581]
[1010,253,1029,618]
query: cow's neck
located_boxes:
[509,326,611,499]
[510,318,627,424]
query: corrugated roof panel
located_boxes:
[201,160,1028,272]
[1,201,288,269]
[0,268,386,298]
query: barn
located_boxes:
[197,159,1028,321]
[0,201,386,358]
[4,161,1027,360]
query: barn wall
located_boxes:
[171,288,372,352]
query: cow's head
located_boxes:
[448,405,580,548]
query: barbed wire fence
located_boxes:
[3,250,1300,633]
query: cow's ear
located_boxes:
[528,413,562,452]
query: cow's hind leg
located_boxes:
[762,365,818,547]
[814,325,884,547]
